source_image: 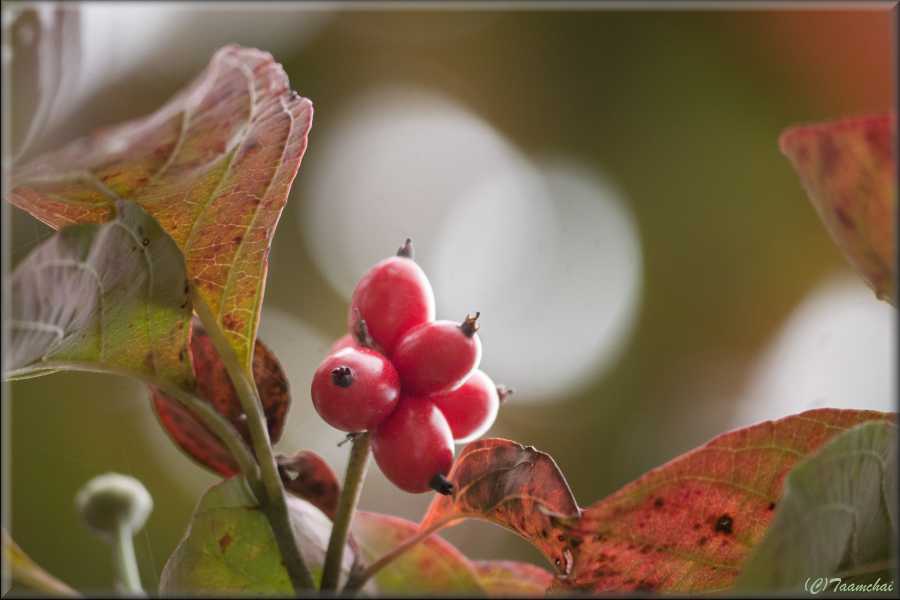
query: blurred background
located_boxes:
[3,3,896,594]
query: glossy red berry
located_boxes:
[311,347,400,433]
[430,369,501,443]
[372,396,454,494]
[348,239,436,355]
[391,313,482,396]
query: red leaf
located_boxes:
[151,323,290,476]
[420,438,580,574]
[473,560,554,597]
[8,45,314,371]
[276,450,340,520]
[554,408,894,594]
[780,113,896,303]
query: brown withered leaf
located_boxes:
[151,322,290,476]
[420,439,581,575]
[554,408,894,594]
[780,113,896,304]
[8,44,314,371]
[473,560,554,597]
[276,450,340,520]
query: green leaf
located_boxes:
[352,511,484,595]
[159,477,349,595]
[735,420,898,593]
[5,200,192,387]
[472,560,554,596]
[8,44,314,372]
[3,529,80,597]
[779,114,896,304]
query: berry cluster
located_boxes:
[311,240,508,494]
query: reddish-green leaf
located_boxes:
[8,44,314,371]
[151,323,290,476]
[420,439,581,574]
[780,114,896,304]
[473,560,555,597]
[276,450,340,520]
[352,511,483,594]
[554,409,894,594]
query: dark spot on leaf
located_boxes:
[698,536,708,546]
[767,502,776,511]
[635,580,655,592]
[835,207,855,229]
[218,533,232,552]
[570,537,582,548]
[714,514,733,534]
[142,238,150,246]
[233,235,243,244]
[640,544,652,554]
[653,497,664,509]
[692,523,700,530]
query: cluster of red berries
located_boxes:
[310,240,508,495]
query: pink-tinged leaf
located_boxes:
[277,450,340,520]
[779,113,896,303]
[420,439,581,575]
[553,409,894,594]
[473,560,555,597]
[8,44,314,371]
[151,323,290,477]
[352,512,483,594]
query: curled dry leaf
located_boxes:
[779,113,896,304]
[420,438,581,575]
[554,408,895,594]
[8,44,314,371]
[276,450,341,520]
[151,323,290,477]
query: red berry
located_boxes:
[311,347,400,432]
[392,313,482,396]
[430,370,500,443]
[372,397,454,494]
[348,240,435,355]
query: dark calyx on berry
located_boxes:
[331,366,354,388]
[459,312,480,337]
[497,385,515,404]
[351,309,377,349]
[396,237,414,259]
[429,473,455,496]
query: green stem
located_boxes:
[111,523,142,595]
[321,433,371,591]
[192,293,315,593]
[159,383,262,497]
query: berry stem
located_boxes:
[111,522,142,595]
[321,432,371,591]
[396,237,414,259]
[459,312,480,337]
[342,516,455,595]
[192,290,316,593]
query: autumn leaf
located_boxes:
[4,200,192,387]
[352,512,483,595]
[735,420,897,593]
[276,450,341,520]
[473,560,554,597]
[150,323,290,477]
[554,408,894,594]
[780,114,896,304]
[8,44,314,372]
[420,439,581,574]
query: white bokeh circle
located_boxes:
[730,273,896,428]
